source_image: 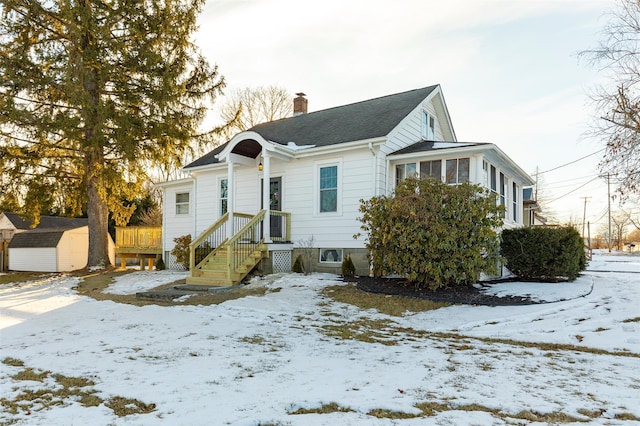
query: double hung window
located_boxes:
[176,192,190,215]
[319,165,338,213]
[422,111,435,140]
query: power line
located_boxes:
[537,148,605,175]
[547,176,601,203]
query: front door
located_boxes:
[261,177,282,239]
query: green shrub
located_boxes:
[501,226,586,281]
[356,177,504,290]
[292,254,305,273]
[171,234,191,270]
[155,256,166,270]
[341,255,356,277]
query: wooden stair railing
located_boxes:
[187,211,268,286]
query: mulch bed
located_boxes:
[345,275,540,306]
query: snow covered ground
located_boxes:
[1,251,639,425]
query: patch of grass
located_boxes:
[2,357,24,367]
[367,408,419,419]
[182,286,269,306]
[12,368,49,382]
[321,284,450,316]
[288,402,354,415]
[623,317,640,323]
[106,396,156,416]
[615,412,640,420]
[240,335,265,345]
[1,361,155,419]
[52,374,95,388]
[319,317,426,346]
[75,269,269,307]
[239,335,286,352]
[510,410,586,423]
[0,272,52,285]
[286,397,631,424]
[431,332,640,359]
[577,408,605,418]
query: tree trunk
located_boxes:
[85,148,112,267]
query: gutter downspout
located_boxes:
[369,142,377,197]
[193,176,198,238]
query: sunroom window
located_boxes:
[395,163,417,186]
[445,158,470,184]
[420,160,442,180]
[512,182,518,222]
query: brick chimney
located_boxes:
[293,92,308,115]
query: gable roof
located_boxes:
[8,228,68,248]
[185,85,439,169]
[1,212,88,230]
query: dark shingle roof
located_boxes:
[8,228,68,248]
[2,212,88,230]
[2,212,31,230]
[185,85,439,169]
[390,140,490,155]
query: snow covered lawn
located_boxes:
[1,252,639,425]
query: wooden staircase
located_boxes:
[185,211,268,286]
[186,244,267,286]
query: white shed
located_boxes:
[8,226,115,272]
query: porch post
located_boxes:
[262,151,272,243]
[227,160,234,238]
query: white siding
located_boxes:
[383,93,452,158]
[10,248,56,272]
[287,149,373,248]
[194,171,221,235]
[180,148,375,250]
[162,182,195,252]
[57,227,88,271]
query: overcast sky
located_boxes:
[194,0,622,229]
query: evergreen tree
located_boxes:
[0,0,229,266]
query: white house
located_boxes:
[158,85,535,284]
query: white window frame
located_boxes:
[418,159,442,181]
[219,178,228,216]
[482,161,489,189]
[315,160,342,216]
[421,111,435,140]
[175,192,190,215]
[445,158,470,184]
[499,172,506,218]
[395,162,417,186]
[512,181,519,222]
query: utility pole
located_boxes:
[607,173,612,253]
[580,196,591,239]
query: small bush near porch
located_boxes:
[356,177,504,290]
